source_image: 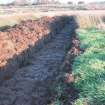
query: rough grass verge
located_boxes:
[73,28,105,105]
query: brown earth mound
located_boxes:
[0,17,53,68]
[0,16,73,82]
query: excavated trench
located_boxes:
[0,16,78,105]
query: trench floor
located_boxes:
[0,24,73,105]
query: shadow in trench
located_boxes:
[0,15,79,105]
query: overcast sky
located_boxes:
[0,0,105,4]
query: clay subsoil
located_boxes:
[0,16,78,105]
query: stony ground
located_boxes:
[0,20,76,105]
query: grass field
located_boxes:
[0,10,105,27]
[73,28,105,105]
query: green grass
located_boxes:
[73,28,105,105]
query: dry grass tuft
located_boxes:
[76,15,104,28]
[0,13,37,27]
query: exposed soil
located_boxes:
[0,16,53,69]
[0,16,74,82]
[0,16,78,105]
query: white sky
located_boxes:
[0,0,105,4]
